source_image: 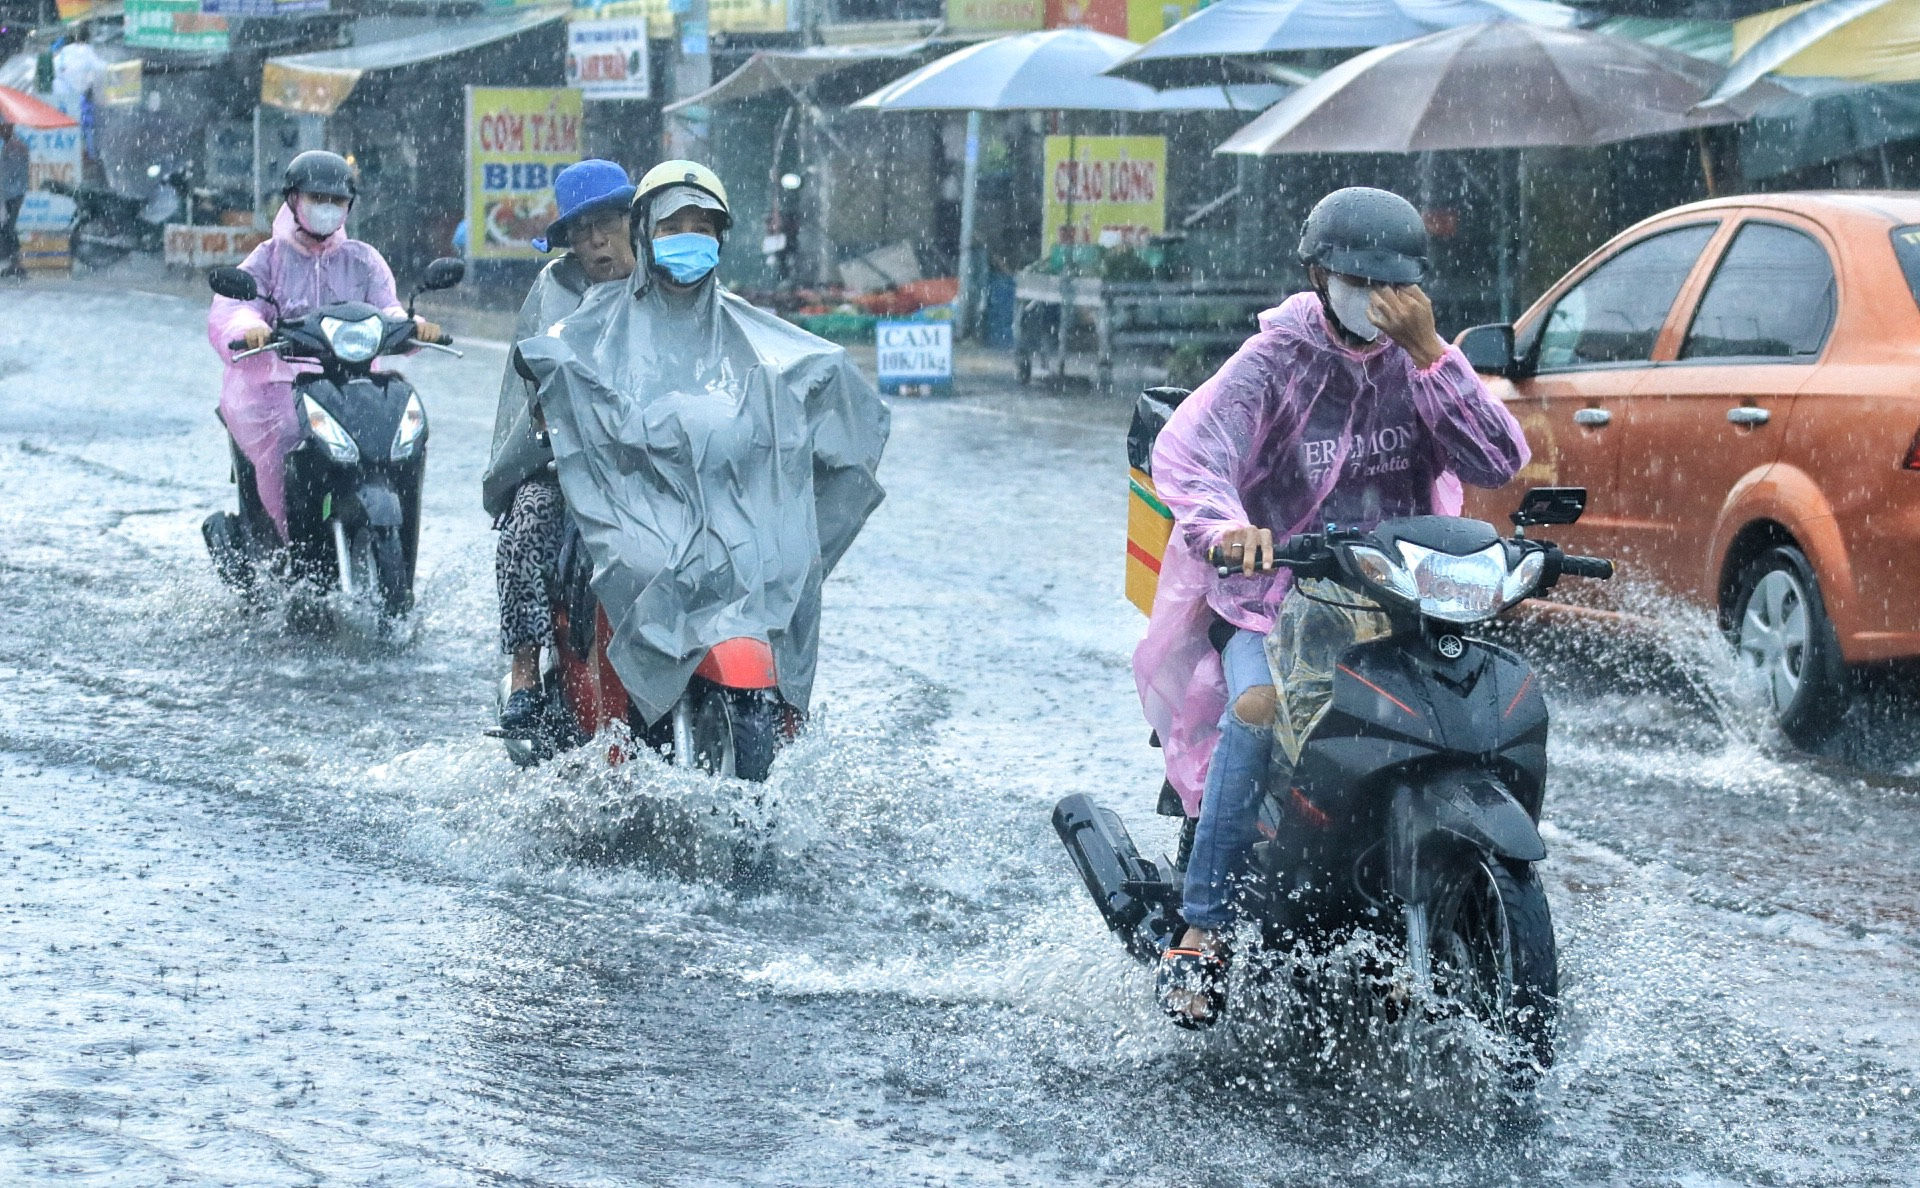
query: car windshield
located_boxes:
[1893,225,1920,308]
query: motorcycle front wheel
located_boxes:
[70,218,131,270]
[1422,854,1557,1079]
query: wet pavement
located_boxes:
[1,279,1918,1186]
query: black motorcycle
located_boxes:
[1056,487,1613,1076]
[46,166,242,269]
[201,258,464,627]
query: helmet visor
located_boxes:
[649,184,726,227]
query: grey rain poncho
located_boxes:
[516,272,890,724]
[482,254,594,518]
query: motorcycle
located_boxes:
[46,165,241,269]
[199,257,465,628]
[1055,486,1614,1076]
[491,517,801,782]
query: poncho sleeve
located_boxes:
[1150,331,1297,555]
[1403,348,1530,488]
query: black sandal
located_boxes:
[1156,946,1228,1030]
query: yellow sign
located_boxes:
[1043,134,1166,251]
[465,87,585,261]
[1126,0,1201,43]
[261,60,362,115]
[947,0,1043,33]
[100,59,143,107]
[571,0,785,37]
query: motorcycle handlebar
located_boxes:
[1205,537,1322,575]
[1558,554,1616,581]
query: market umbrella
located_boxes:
[852,30,1289,343]
[1217,22,1782,317]
[1106,0,1576,91]
[1703,0,1920,109]
[0,86,79,129]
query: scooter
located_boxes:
[1055,487,1614,1076]
[200,258,464,628]
[46,166,241,269]
[492,516,800,782]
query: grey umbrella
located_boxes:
[1107,0,1575,91]
[1217,22,1783,318]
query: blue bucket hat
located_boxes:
[534,159,637,253]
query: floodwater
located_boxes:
[1,282,1917,1186]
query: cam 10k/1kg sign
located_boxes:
[465,87,585,260]
[876,320,952,397]
[1042,135,1165,252]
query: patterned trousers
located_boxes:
[495,477,564,654]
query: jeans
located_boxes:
[1181,628,1275,929]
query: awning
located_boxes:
[261,9,563,115]
[664,41,935,113]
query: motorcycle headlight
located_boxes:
[1395,540,1509,625]
[1500,549,1546,607]
[1347,545,1417,602]
[321,314,383,363]
[300,395,359,464]
[391,392,426,460]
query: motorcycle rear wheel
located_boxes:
[70,219,130,271]
[1423,855,1557,1080]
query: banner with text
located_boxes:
[568,16,650,99]
[465,87,585,261]
[1042,135,1165,251]
[125,0,230,51]
[18,119,82,234]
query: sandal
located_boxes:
[1156,945,1228,1030]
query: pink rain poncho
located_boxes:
[206,203,405,537]
[1134,292,1530,814]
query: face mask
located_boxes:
[296,197,347,238]
[651,232,720,285]
[1325,275,1381,342]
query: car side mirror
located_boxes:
[1457,323,1518,377]
[420,257,465,292]
[1511,486,1587,528]
[207,265,258,302]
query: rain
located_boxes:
[4,0,1920,1183]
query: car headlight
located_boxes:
[300,395,359,464]
[321,314,383,363]
[391,392,426,460]
[1395,540,1509,625]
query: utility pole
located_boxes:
[666,0,712,159]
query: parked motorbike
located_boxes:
[46,166,241,269]
[1055,487,1614,1078]
[199,258,464,629]
[491,518,801,782]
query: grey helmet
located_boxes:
[1297,187,1428,284]
[283,150,357,202]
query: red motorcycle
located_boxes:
[494,529,800,779]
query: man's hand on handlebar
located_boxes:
[1217,525,1275,576]
[240,325,273,350]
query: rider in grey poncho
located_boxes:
[514,161,890,726]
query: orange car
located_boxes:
[1456,192,1920,744]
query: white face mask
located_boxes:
[296,197,347,237]
[1326,275,1381,342]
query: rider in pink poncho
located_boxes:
[206,151,439,538]
[1139,188,1530,1027]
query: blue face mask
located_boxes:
[651,232,720,285]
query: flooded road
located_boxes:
[2,282,1917,1186]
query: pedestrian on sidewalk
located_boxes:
[0,121,29,278]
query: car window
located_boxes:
[1680,222,1836,360]
[1534,224,1716,370]
[1889,224,1920,308]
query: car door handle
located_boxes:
[1573,408,1611,427]
[1726,406,1771,427]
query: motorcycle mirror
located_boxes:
[206,265,258,301]
[420,257,465,293]
[1511,487,1587,528]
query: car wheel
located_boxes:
[1730,545,1849,745]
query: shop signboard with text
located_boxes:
[125,0,230,51]
[948,0,1043,33]
[1042,135,1165,252]
[568,16,650,99]
[876,319,953,397]
[464,87,585,261]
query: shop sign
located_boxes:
[201,0,330,15]
[947,0,1043,33]
[55,0,93,20]
[568,16,650,99]
[464,87,585,261]
[164,225,270,267]
[99,59,143,106]
[568,0,783,36]
[1042,134,1165,251]
[17,118,81,234]
[125,0,231,52]
[876,320,952,397]
[1124,0,1201,42]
